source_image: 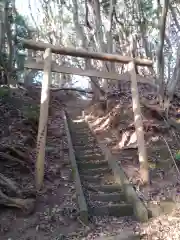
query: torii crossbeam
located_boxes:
[20,38,153,67]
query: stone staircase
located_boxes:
[67,116,134,219]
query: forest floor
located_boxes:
[84,82,180,239]
[1,83,180,239]
[0,87,82,240]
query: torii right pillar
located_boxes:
[129,61,149,185]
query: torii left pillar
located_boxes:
[35,48,52,191]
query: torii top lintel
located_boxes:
[20,38,153,67]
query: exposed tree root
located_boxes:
[91,115,107,128]
[23,135,36,147]
[0,171,36,213]
[0,152,32,171]
[94,117,111,133]
[141,99,180,131]
[0,173,20,195]
[0,170,36,213]
[141,99,165,120]
[0,189,35,214]
[0,172,35,197]
[87,100,172,158]
[106,98,118,112]
[168,118,180,131]
[1,146,30,161]
[127,120,169,134]
[0,86,39,215]
[87,101,106,117]
[22,119,38,134]
[91,103,123,132]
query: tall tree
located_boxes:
[157,0,169,106]
[0,0,35,85]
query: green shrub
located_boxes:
[22,104,39,121]
[0,87,10,98]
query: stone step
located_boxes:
[72,140,94,145]
[82,167,111,175]
[73,143,97,147]
[72,123,88,127]
[76,154,105,162]
[71,128,91,132]
[72,137,94,143]
[81,172,115,184]
[81,174,102,182]
[71,127,90,131]
[72,125,89,129]
[94,232,141,240]
[70,126,90,130]
[74,143,98,148]
[93,184,122,193]
[71,136,95,141]
[89,203,133,217]
[90,193,126,203]
[71,132,91,137]
[78,161,109,169]
[77,149,102,155]
[71,132,92,137]
[77,153,103,160]
[74,146,100,152]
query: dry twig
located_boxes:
[161,136,180,176]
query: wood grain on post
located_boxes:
[129,61,149,184]
[35,48,52,191]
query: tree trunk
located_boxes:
[85,59,104,101]
[157,0,169,106]
[0,2,5,52]
[89,0,110,91]
[24,69,38,86]
[4,2,14,85]
[165,43,180,115]
[169,4,180,31]
[136,0,156,77]
[72,0,103,100]
[106,0,118,91]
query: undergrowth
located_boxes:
[0,86,10,98]
[22,104,39,121]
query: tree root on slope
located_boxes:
[0,146,36,213]
[0,151,32,172]
[141,99,180,131]
[0,172,36,214]
[0,145,30,160]
[0,173,20,194]
[0,189,35,214]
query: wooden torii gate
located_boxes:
[21,38,153,191]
